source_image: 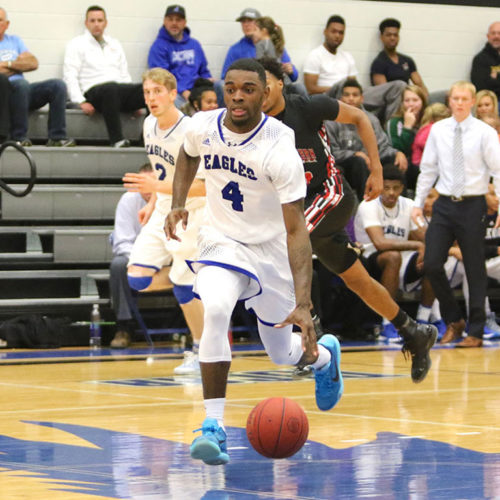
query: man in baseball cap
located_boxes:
[235,7,260,22]
[165,5,186,18]
[148,4,212,109]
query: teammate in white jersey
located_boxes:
[354,166,436,340]
[123,68,205,373]
[165,59,343,466]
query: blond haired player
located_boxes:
[124,68,205,373]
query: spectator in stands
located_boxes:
[411,103,450,170]
[63,5,145,148]
[325,79,407,200]
[482,115,500,140]
[0,7,74,147]
[471,22,500,107]
[303,14,405,123]
[371,18,429,97]
[148,5,212,110]
[219,8,300,95]
[354,166,435,341]
[386,85,427,189]
[182,78,218,116]
[412,81,500,348]
[474,89,499,120]
[253,17,284,63]
[109,163,157,349]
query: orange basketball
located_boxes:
[246,397,309,458]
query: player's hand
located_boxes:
[80,102,95,115]
[138,203,154,225]
[123,172,157,193]
[363,170,383,201]
[394,151,408,172]
[275,305,318,359]
[164,208,189,241]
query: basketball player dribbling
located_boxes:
[165,59,343,466]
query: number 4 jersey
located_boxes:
[183,109,306,244]
[143,111,205,214]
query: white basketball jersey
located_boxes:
[183,109,306,244]
[354,196,418,257]
[143,111,204,214]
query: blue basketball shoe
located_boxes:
[313,334,343,411]
[190,418,229,465]
[379,322,400,342]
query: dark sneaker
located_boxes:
[190,418,229,465]
[15,139,32,147]
[313,334,343,411]
[400,322,437,383]
[46,138,76,147]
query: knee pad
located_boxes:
[127,274,152,291]
[173,284,195,304]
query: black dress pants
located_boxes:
[85,82,145,144]
[424,195,487,338]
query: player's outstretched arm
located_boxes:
[275,199,317,358]
[336,101,383,201]
[164,146,200,241]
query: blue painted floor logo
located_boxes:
[0,421,497,499]
[99,369,402,387]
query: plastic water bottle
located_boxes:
[89,304,102,349]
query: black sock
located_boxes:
[391,308,412,329]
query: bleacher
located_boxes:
[0,111,148,326]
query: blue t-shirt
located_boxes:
[0,33,28,81]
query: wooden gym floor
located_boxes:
[0,339,499,499]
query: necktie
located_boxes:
[451,125,465,198]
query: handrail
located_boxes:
[0,141,37,197]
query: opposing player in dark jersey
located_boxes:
[259,58,437,383]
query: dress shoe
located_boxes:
[455,336,483,348]
[110,330,131,349]
[440,319,466,344]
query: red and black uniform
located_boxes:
[274,94,359,274]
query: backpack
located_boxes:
[0,314,70,348]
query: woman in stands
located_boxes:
[474,89,499,121]
[386,85,427,189]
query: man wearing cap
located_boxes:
[220,8,299,82]
[148,5,212,109]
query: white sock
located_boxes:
[310,344,331,371]
[204,398,225,428]
[382,318,390,325]
[416,305,432,322]
[429,300,441,322]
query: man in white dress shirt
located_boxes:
[412,81,500,347]
[63,5,145,147]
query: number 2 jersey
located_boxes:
[143,110,205,214]
[183,109,306,245]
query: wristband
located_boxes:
[7,61,12,69]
